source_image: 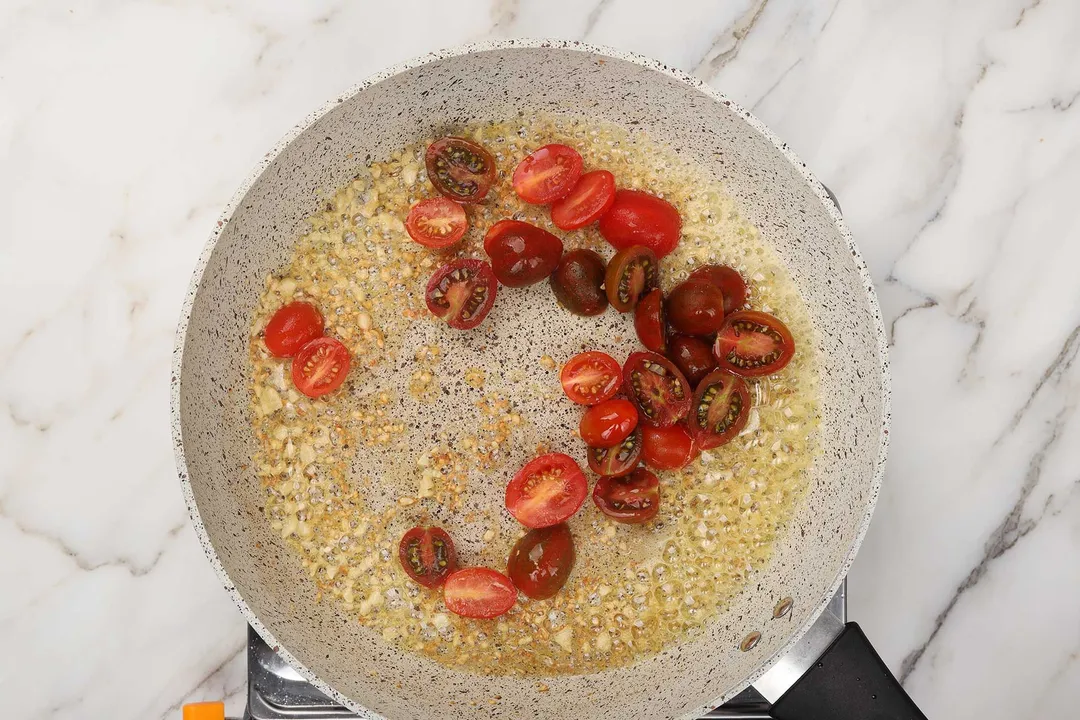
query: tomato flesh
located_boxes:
[512,144,583,204]
[634,288,666,352]
[667,280,726,337]
[622,352,691,428]
[505,453,588,528]
[598,190,682,257]
[641,424,697,471]
[443,567,517,619]
[713,311,795,377]
[425,137,497,203]
[550,170,616,230]
[689,370,751,449]
[264,301,324,358]
[690,264,747,315]
[424,259,497,330]
[405,198,468,249]
[483,220,563,287]
[398,527,458,588]
[605,245,659,313]
[506,524,575,600]
[550,249,608,316]
[560,352,621,405]
[579,398,639,448]
[667,334,718,387]
[292,337,350,398]
[587,426,643,477]
[593,468,660,524]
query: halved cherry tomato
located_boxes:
[550,249,608,316]
[714,311,795,377]
[505,453,588,528]
[405,197,468,249]
[641,424,697,471]
[512,144,583,204]
[587,427,643,477]
[483,220,563,287]
[593,467,660,524]
[443,567,517,619]
[667,334,718,387]
[425,137,497,203]
[598,190,682,257]
[579,398,638,448]
[560,351,621,405]
[506,524,575,600]
[667,280,726,337]
[690,264,747,315]
[622,352,691,427]
[605,245,658,313]
[689,370,751,449]
[292,337,350,398]
[264,302,324,358]
[550,170,616,230]
[424,259,497,330]
[634,288,666,352]
[398,526,458,588]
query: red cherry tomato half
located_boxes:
[713,311,795,377]
[398,526,458,588]
[264,302,324,358]
[483,220,564,287]
[505,453,588,528]
[598,190,682,257]
[622,352,691,428]
[641,424,697,471]
[689,370,751,449]
[560,351,622,405]
[506,524,575,600]
[512,144,583,204]
[667,280,726,337]
[666,334,718,387]
[443,567,517,619]
[424,259,498,330]
[292,337,350,398]
[579,398,639,448]
[587,426,643,477]
[405,198,468,249]
[425,137,497,203]
[593,467,660,524]
[689,264,748,315]
[605,245,659,313]
[551,170,616,230]
[634,289,666,352]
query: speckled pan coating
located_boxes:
[171,40,890,720]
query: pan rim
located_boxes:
[170,37,891,719]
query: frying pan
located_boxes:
[172,40,922,720]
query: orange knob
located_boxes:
[182,701,225,720]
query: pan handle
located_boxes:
[181,701,225,720]
[769,622,927,720]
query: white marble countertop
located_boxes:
[2,1,1079,718]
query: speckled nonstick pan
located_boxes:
[172,41,922,720]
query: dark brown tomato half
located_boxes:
[667,334,717,387]
[633,288,666,352]
[398,527,458,588]
[549,249,608,316]
[587,426,643,477]
[424,259,498,330]
[622,351,691,428]
[604,245,659,313]
[483,220,563,287]
[592,468,660,524]
[689,370,751,450]
[714,310,796,377]
[425,137,497,203]
[506,523,576,600]
[689,264,748,315]
[666,280,726,337]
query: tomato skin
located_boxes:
[550,249,608,316]
[551,170,616,230]
[579,398,639,448]
[483,220,563,287]
[512,144,583,204]
[593,468,660,524]
[424,259,498,330]
[506,524,575,600]
[443,567,517,619]
[505,453,588,528]
[398,527,458,588]
[689,264,747,315]
[605,245,659,313]
[264,302,324,358]
[667,280,726,337]
[560,352,621,405]
[622,351,692,428]
[587,426,643,477]
[598,190,682,257]
[292,337,351,398]
[713,311,795,377]
[641,424,696,471]
[667,334,718,387]
[425,137,497,203]
[634,288,666,352]
[689,370,751,449]
[405,198,468,249]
